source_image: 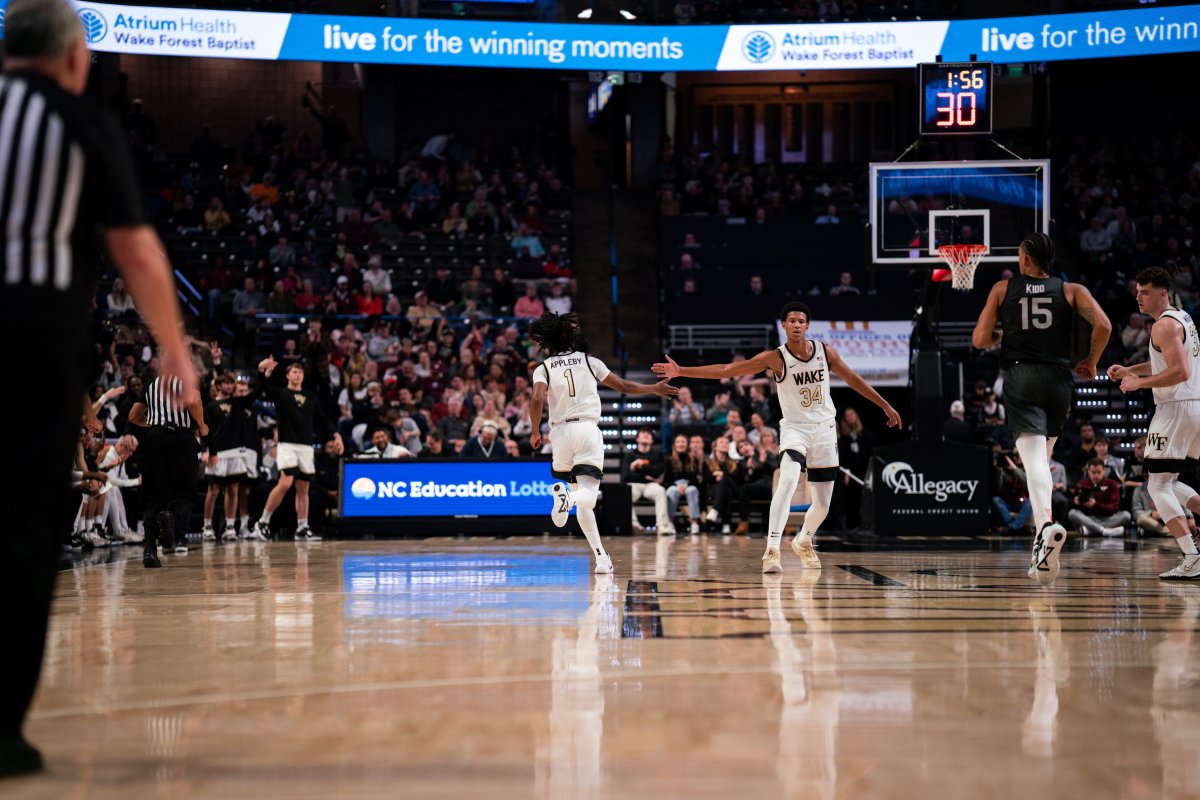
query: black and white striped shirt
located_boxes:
[0,70,144,332]
[145,376,193,429]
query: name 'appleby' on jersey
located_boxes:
[774,341,835,424]
[536,351,610,427]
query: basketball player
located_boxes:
[203,368,265,540]
[972,233,1112,584]
[528,312,678,574]
[1108,267,1200,580]
[654,302,902,574]
[250,358,344,542]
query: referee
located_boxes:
[0,0,196,778]
[129,375,208,565]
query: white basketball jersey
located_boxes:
[534,351,610,427]
[774,341,836,424]
[1150,309,1200,403]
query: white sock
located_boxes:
[297,518,308,529]
[767,531,782,550]
[1179,534,1200,556]
[240,515,250,532]
[260,509,272,524]
[204,517,213,529]
[1016,434,1055,532]
[572,478,608,559]
[85,516,95,530]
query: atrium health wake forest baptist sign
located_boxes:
[2,2,1198,71]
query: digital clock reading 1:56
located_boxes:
[918,62,993,135]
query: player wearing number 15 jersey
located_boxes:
[654,302,902,575]
[973,233,1112,584]
[528,312,678,574]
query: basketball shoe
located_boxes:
[762,547,782,574]
[1159,553,1200,580]
[594,553,613,574]
[550,482,574,527]
[791,533,821,569]
[1029,522,1066,584]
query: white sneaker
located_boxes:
[705,508,718,523]
[762,548,782,574]
[594,554,613,574]
[658,523,676,536]
[791,533,821,569]
[690,521,700,535]
[247,521,271,542]
[1160,553,1200,580]
[721,523,731,534]
[550,482,574,528]
[221,528,238,541]
[83,529,108,548]
[1029,523,1066,584]
[174,544,188,556]
[202,526,217,542]
[1101,526,1125,537]
[122,529,144,543]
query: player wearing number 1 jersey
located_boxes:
[1108,267,1200,580]
[528,313,678,574]
[655,302,902,574]
[973,233,1112,584]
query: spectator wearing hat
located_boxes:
[461,421,508,459]
[943,400,976,444]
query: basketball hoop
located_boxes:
[936,244,987,291]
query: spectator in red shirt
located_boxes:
[514,282,545,319]
[294,279,323,313]
[1067,458,1131,536]
[356,282,383,316]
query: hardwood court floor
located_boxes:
[8,534,1200,799]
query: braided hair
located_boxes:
[1020,232,1055,273]
[528,312,585,356]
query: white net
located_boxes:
[937,244,987,291]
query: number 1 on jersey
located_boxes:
[564,368,576,397]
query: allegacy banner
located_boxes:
[0,2,1197,70]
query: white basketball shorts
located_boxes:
[205,447,259,479]
[779,418,839,468]
[550,420,605,475]
[1146,400,1200,468]
[276,442,316,477]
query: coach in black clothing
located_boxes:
[0,0,196,778]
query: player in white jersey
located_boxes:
[655,302,902,573]
[528,312,678,574]
[1108,267,1200,580]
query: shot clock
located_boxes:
[918,62,993,135]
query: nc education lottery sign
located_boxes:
[1,1,1198,70]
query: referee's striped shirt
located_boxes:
[0,70,145,330]
[145,376,193,429]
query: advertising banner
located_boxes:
[1,1,1198,71]
[779,321,910,387]
[871,441,991,536]
[341,458,565,518]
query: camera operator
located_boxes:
[1067,457,1131,537]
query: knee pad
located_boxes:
[573,477,600,510]
[1174,482,1199,507]
[1148,473,1187,522]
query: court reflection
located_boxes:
[537,573,619,800]
[764,572,841,800]
[1153,591,1200,799]
[1021,599,1068,759]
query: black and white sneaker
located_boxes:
[1028,522,1066,584]
[247,521,271,542]
[295,526,322,543]
[550,483,574,528]
[68,531,85,552]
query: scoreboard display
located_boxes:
[918,62,993,135]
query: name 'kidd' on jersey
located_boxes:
[775,341,835,424]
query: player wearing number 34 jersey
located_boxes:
[528,312,678,574]
[654,302,902,575]
[973,233,1112,585]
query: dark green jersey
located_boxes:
[999,275,1073,368]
